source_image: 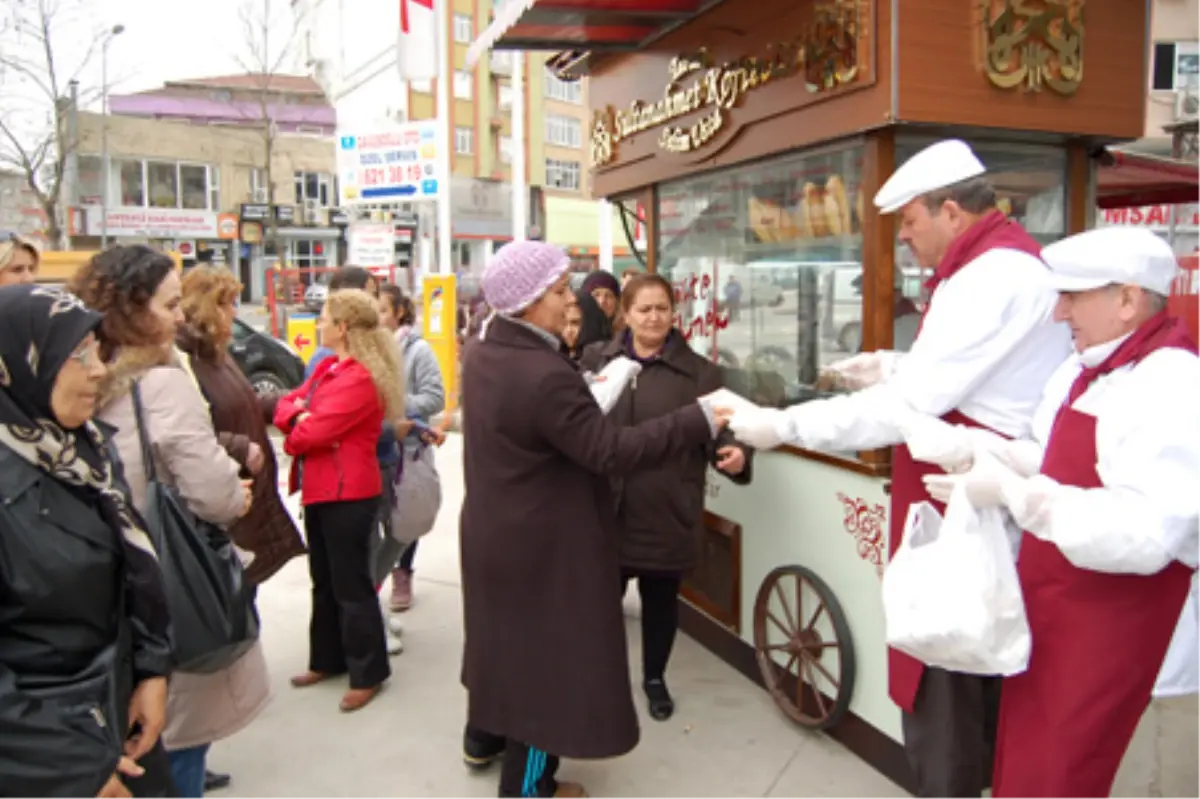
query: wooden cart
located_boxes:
[468,0,1187,790]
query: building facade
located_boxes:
[73,74,342,300]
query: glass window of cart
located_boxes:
[891,138,1067,352]
[656,141,866,415]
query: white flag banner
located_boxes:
[399,0,437,81]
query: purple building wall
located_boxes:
[109,94,337,134]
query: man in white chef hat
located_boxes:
[915,227,1198,798]
[717,139,1072,797]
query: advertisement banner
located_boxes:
[347,222,396,268]
[84,206,220,239]
[337,122,441,205]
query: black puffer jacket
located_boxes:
[581,333,753,573]
[0,433,172,797]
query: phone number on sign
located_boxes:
[360,165,423,186]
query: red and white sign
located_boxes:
[347,222,395,268]
[398,0,436,81]
[83,206,220,239]
[1100,204,1200,231]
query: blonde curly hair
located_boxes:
[181,265,242,358]
[325,289,406,421]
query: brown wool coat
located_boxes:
[459,316,714,759]
[176,327,306,585]
[580,334,753,574]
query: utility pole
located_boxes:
[100,24,125,250]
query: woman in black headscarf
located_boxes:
[561,289,612,362]
[0,284,175,797]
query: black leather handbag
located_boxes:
[131,381,258,674]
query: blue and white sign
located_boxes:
[336,121,441,205]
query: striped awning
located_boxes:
[465,0,714,70]
[1098,149,1199,209]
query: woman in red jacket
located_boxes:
[274,289,406,712]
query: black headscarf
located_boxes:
[0,284,158,560]
[562,289,613,359]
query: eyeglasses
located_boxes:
[67,342,101,369]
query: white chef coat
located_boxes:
[1002,339,1200,697]
[777,247,1072,451]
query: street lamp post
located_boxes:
[100,23,125,250]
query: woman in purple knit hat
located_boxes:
[458,240,726,798]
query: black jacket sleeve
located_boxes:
[699,360,754,485]
[108,443,173,683]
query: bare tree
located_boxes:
[0,0,103,248]
[235,0,314,262]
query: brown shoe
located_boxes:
[553,782,588,798]
[339,684,382,712]
[290,671,331,688]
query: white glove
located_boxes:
[898,412,975,473]
[825,350,900,391]
[727,406,793,450]
[922,451,1023,510]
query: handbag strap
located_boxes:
[129,380,159,484]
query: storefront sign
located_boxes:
[336,121,441,204]
[982,0,1084,96]
[275,205,296,224]
[240,203,270,221]
[216,213,239,240]
[590,1,867,166]
[347,222,395,267]
[1100,204,1199,230]
[240,222,263,244]
[83,206,220,239]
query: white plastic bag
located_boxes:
[389,444,442,545]
[881,491,1031,676]
[587,357,642,414]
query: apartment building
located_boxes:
[295,0,614,277]
[72,74,343,300]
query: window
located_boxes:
[543,72,581,103]
[1152,41,1200,91]
[455,126,473,155]
[499,136,513,164]
[410,78,433,93]
[117,161,144,206]
[544,158,581,191]
[498,84,514,110]
[544,114,581,148]
[290,239,330,269]
[294,171,334,206]
[454,70,472,100]
[180,164,208,209]
[77,155,102,205]
[147,162,179,208]
[208,166,221,210]
[656,143,865,419]
[249,167,267,200]
[454,13,472,43]
[891,137,1067,353]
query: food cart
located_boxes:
[468,0,1192,791]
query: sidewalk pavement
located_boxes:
[220,434,1196,797]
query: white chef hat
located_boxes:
[873,139,987,214]
[1040,227,1179,296]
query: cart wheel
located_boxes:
[753,565,856,729]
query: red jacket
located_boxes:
[274,356,384,506]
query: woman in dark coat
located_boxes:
[459,241,723,798]
[176,265,306,585]
[561,289,612,362]
[580,273,753,721]
[0,284,174,797]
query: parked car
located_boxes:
[229,317,306,396]
[303,281,327,313]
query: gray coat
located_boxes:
[396,328,445,452]
[459,316,714,759]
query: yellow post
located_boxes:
[286,313,319,365]
[421,274,459,413]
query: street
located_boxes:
[203,433,1196,797]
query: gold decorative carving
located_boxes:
[981,0,1084,96]
[590,0,867,167]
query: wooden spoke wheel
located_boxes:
[753,565,856,730]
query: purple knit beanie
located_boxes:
[481,240,571,316]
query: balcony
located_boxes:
[489,52,512,76]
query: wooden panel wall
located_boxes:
[590,0,893,198]
[896,0,1148,140]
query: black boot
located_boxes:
[463,725,506,770]
[203,770,231,792]
[643,678,675,721]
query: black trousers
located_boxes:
[305,498,391,689]
[498,740,560,798]
[900,666,1002,797]
[620,570,682,682]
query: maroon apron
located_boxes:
[887,411,1006,711]
[992,315,1197,797]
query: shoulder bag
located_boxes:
[131,381,259,674]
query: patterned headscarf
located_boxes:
[0,284,157,560]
